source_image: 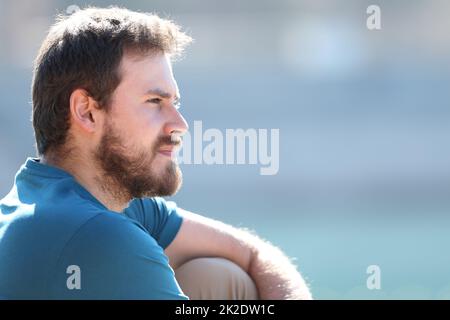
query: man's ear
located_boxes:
[69,89,102,133]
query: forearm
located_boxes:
[166,210,311,299]
[208,223,312,300]
[247,240,312,300]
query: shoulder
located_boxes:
[124,197,183,248]
[59,210,160,261]
[49,211,187,299]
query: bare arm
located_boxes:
[164,209,312,300]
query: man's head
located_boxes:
[32,7,192,201]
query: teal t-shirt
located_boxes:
[0,158,188,300]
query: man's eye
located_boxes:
[147,98,162,104]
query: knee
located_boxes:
[174,257,259,300]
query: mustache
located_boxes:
[154,134,182,149]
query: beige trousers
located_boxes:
[175,257,259,300]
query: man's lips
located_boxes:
[158,150,173,157]
[158,145,180,157]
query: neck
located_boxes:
[41,151,130,212]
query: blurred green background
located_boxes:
[1,0,450,299]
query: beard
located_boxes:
[94,119,182,203]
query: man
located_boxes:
[0,7,311,299]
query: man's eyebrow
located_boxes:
[145,88,180,101]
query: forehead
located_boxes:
[117,51,179,94]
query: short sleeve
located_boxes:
[49,212,188,300]
[123,197,183,249]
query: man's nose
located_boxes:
[163,108,189,137]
